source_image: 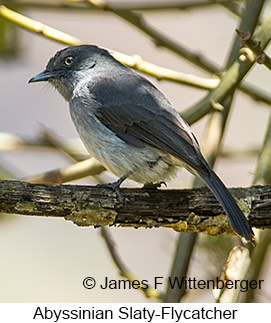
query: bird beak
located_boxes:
[28,70,56,83]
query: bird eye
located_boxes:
[64,56,74,66]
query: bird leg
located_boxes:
[96,171,133,204]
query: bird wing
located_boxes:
[89,73,209,176]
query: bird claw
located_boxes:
[143,181,167,189]
[96,181,127,205]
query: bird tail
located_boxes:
[201,170,254,241]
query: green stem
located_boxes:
[182,12,271,124]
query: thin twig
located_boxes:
[166,0,266,303]
[254,112,271,186]
[182,11,271,124]
[84,0,269,105]
[7,0,243,12]
[34,126,105,183]
[0,5,219,91]
[24,157,104,184]
[0,131,88,159]
[0,131,261,159]
[243,110,271,302]
[38,124,81,162]
[1,4,270,106]
[21,130,154,301]
[0,5,82,45]
[239,82,271,106]
[85,0,220,74]
[163,232,197,302]
[100,227,162,300]
[220,1,244,18]
[167,104,233,303]
[236,29,271,71]
[210,0,267,303]
[214,246,252,302]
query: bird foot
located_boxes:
[143,181,167,189]
[96,181,127,205]
[96,173,132,205]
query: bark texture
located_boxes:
[0,180,270,236]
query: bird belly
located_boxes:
[70,106,177,184]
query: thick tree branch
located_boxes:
[0,180,270,235]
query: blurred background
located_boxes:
[0,0,270,302]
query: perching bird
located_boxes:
[29,45,254,241]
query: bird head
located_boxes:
[29,45,112,100]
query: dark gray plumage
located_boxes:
[29,45,254,241]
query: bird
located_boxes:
[29,45,254,241]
